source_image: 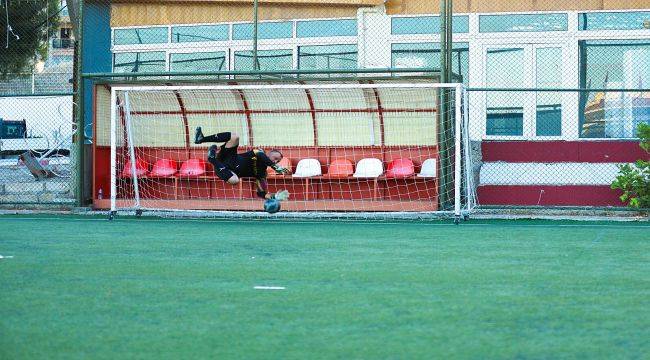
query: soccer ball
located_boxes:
[264,198,281,214]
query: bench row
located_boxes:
[122,157,438,179]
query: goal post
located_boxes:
[104,81,476,220]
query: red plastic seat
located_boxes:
[121,159,149,178]
[324,159,354,178]
[178,159,207,177]
[385,158,415,178]
[149,158,178,177]
[267,157,293,176]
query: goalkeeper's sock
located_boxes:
[200,132,231,144]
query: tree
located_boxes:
[0,0,60,76]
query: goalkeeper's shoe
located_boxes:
[194,127,204,144]
[208,145,218,160]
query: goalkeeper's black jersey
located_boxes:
[226,150,274,179]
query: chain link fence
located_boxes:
[2,0,649,211]
[1,0,77,208]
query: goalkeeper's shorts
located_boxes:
[215,165,235,181]
[218,144,238,162]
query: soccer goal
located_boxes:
[100,82,476,221]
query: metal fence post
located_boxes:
[75,0,85,207]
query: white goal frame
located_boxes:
[109,82,476,220]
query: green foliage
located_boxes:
[611,123,650,208]
[638,122,650,152]
[0,0,60,76]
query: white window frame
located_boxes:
[476,11,570,36]
[230,44,294,71]
[112,50,168,74]
[478,41,573,140]
[386,13,472,77]
[576,9,650,35]
[111,17,360,73]
[481,44,533,139]
[168,23,231,48]
[230,19,295,42]
[168,49,230,73]
[470,9,650,141]
[111,25,171,51]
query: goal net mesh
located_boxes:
[97,82,475,219]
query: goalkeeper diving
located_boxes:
[194,128,291,202]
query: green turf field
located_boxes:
[0,215,648,359]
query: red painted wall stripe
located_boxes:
[482,141,648,163]
[477,185,625,207]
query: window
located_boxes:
[234,50,293,71]
[579,40,650,138]
[536,47,562,136]
[485,48,525,136]
[171,25,229,43]
[113,52,166,73]
[479,13,568,33]
[391,42,469,84]
[296,19,357,38]
[579,12,650,31]
[298,45,357,71]
[60,28,71,39]
[484,45,567,138]
[391,16,469,35]
[170,52,227,72]
[113,27,168,45]
[233,22,293,40]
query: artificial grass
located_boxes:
[0,216,648,359]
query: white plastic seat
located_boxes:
[353,158,383,178]
[292,158,322,178]
[417,158,437,178]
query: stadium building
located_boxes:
[82,0,650,211]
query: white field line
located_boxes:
[254,286,285,290]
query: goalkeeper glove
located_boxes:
[273,165,291,175]
[273,189,290,201]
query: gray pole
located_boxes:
[438,0,453,209]
[445,0,454,82]
[440,0,448,84]
[75,0,85,206]
[252,0,259,71]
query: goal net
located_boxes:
[99,82,476,220]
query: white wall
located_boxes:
[0,96,74,149]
